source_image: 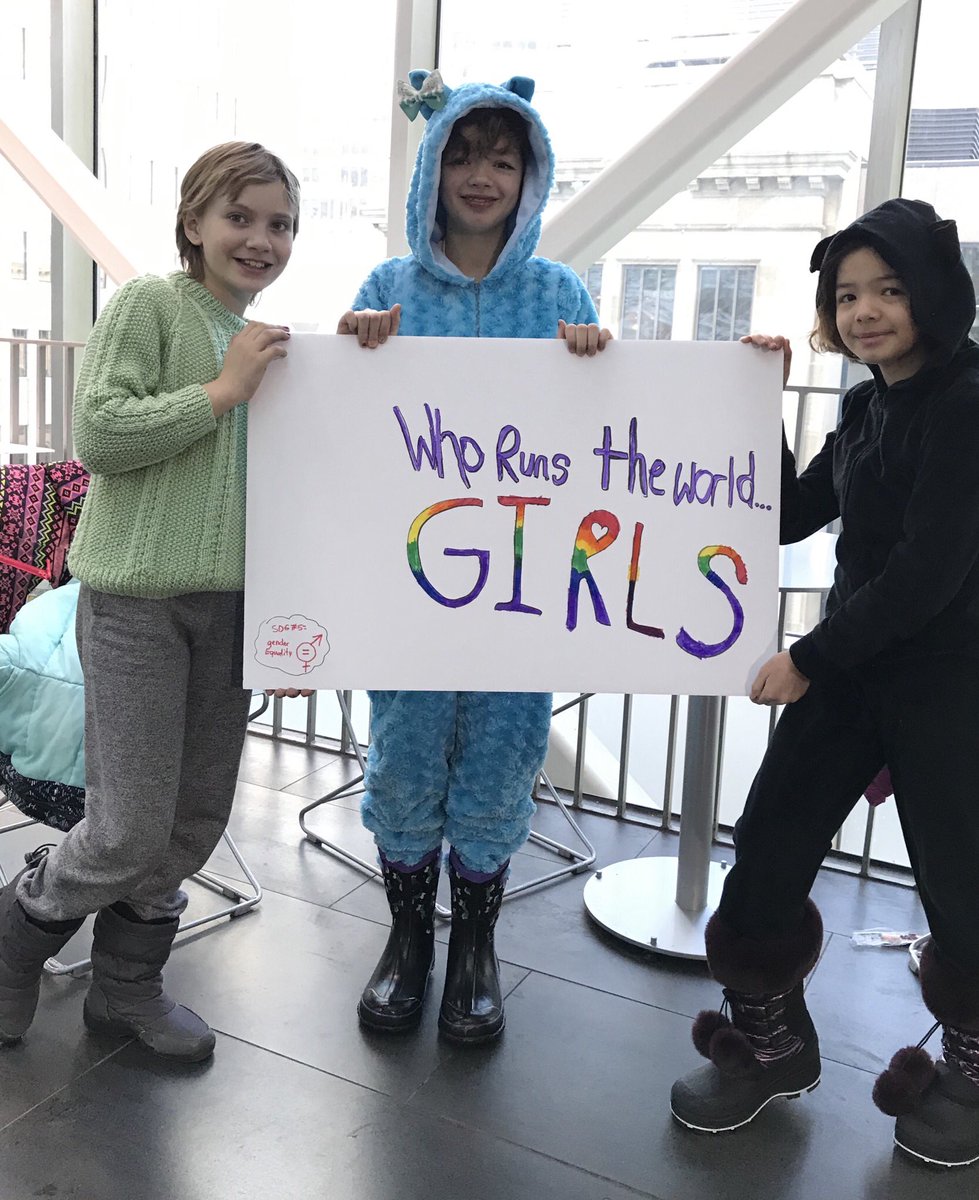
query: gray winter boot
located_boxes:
[671,901,823,1133]
[83,904,215,1062]
[876,939,979,1168]
[0,856,83,1044]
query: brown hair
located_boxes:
[808,238,933,360]
[808,243,861,359]
[442,107,532,167]
[176,141,300,281]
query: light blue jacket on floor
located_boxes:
[0,581,83,788]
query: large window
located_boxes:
[620,264,676,339]
[582,263,603,310]
[694,264,755,340]
[903,3,979,344]
[437,0,880,837]
[0,5,52,347]
[1,3,54,458]
[96,0,398,328]
[438,0,872,391]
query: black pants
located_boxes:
[719,653,979,977]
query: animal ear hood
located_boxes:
[501,76,535,103]
[809,198,977,361]
[400,71,555,285]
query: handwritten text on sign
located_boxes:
[243,336,782,694]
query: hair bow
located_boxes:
[397,70,447,121]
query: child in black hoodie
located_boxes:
[670,199,979,1170]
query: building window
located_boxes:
[582,263,603,310]
[11,328,28,376]
[620,264,676,340]
[907,108,979,162]
[960,244,979,339]
[695,265,756,340]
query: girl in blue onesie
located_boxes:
[337,70,610,1043]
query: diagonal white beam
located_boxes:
[0,77,145,284]
[539,0,908,270]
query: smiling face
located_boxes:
[182,180,296,315]
[833,246,927,385]
[437,122,525,242]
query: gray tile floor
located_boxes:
[0,735,974,1200]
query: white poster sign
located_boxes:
[244,336,782,695]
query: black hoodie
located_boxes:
[782,199,979,682]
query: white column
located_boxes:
[50,0,96,343]
[863,0,921,211]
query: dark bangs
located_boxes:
[442,107,531,166]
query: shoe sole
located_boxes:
[893,1136,979,1169]
[83,1008,215,1063]
[437,1014,505,1045]
[671,1076,821,1133]
[357,1000,424,1033]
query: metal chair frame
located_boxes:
[0,807,262,975]
[0,693,269,976]
[298,692,597,918]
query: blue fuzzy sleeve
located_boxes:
[352,266,387,310]
[557,266,599,324]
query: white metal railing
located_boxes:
[250,680,907,885]
[0,336,84,463]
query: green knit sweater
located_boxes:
[68,272,249,598]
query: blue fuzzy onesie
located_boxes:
[355,73,598,876]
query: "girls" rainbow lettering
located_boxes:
[675,545,748,659]
[405,499,749,660]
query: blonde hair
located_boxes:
[176,141,300,281]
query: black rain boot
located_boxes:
[671,900,823,1133]
[358,855,439,1033]
[83,904,215,1062]
[438,859,506,1045]
[0,850,83,1044]
[877,940,979,1168]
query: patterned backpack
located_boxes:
[0,460,89,634]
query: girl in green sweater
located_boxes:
[0,141,298,1062]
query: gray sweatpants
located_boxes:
[18,585,252,923]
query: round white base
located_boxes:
[583,857,730,959]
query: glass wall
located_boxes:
[438,0,876,833]
[851,0,979,871]
[8,0,963,874]
[0,2,55,456]
[901,1,979,323]
[96,0,398,329]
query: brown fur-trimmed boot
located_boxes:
[876,940,979,1169]
[670,900,823,1133]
